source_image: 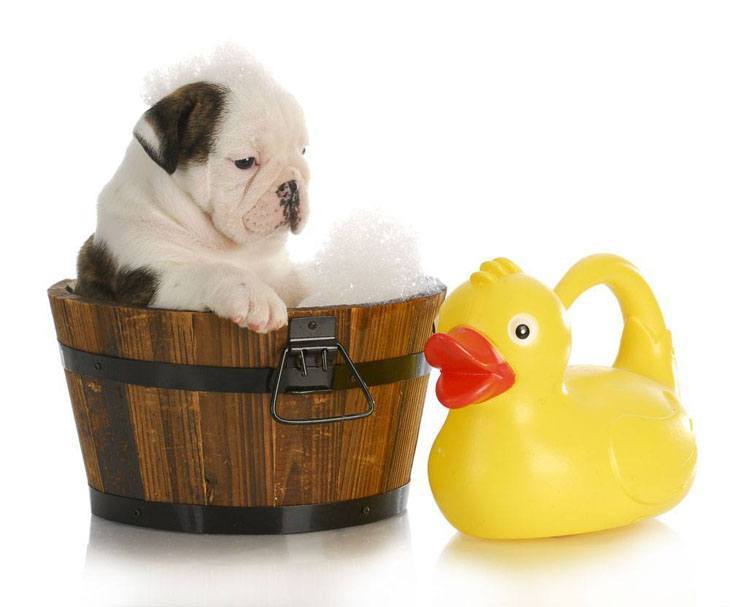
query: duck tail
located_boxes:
[555,254,676,391]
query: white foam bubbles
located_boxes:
[297,210,442,307]
[141,43,273,105]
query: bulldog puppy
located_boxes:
[76,58,309,333]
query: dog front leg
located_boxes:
[152,262,289,333]
[270,264,312,308]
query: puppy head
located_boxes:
[133,64,309,246]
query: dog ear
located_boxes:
[133,82,227,174]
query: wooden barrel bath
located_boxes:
[48,280,445,534]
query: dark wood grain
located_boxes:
[79,377,144,498]
[49,279,444,507]
[64,372,104,492]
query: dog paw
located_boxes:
[211,281,288,333]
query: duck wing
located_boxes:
[609,390,696,506]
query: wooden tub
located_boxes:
[48,280,445,534]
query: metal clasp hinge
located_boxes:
[269,316,375,425]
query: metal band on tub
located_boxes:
[58,315,431,425]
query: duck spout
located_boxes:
[425,326,515,408]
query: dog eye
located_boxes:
[302,147,306,155]
[234,157,256,170]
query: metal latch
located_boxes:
[269,316,375,425]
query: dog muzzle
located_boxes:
[242,179,304,235]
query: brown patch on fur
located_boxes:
[75,235,159,306]
[135,81,227,174]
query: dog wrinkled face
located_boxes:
[133,78,310,246]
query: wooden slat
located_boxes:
[158,389,207,504]
[126,384,173,502]
[64,371,104,491]
[197,392,274,507]
[80,377,144,498]
[385,376,430,488]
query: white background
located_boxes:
[2,1,729,605]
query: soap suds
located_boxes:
[141,44,280,105]
[297,210,442,307]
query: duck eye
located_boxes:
[234,157,256,170]
[515,324,530,339]
[508,314,538,346]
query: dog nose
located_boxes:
[276,180,298,201]
[276,180,301,230]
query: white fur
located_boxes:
[131,116,160,153]
[95,50,309,332]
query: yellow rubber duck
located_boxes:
[424,254,696,539]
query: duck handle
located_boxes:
[554,254,675,391]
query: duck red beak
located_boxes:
[425,326,515,409]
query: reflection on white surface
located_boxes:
[83,514,416,607]
[435,519,696,606]
[83,508,696,607]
